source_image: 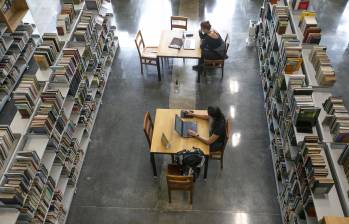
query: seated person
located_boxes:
[193,21,226,71]
[187,106,226,152]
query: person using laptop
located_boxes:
[187,106,226,152]
[193,21,226,71]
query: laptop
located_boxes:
[169,37,183,49]
[183,38,195,50]
[174,114,197,138]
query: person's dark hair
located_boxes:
[207,106,225,121]
[200,21,211,30]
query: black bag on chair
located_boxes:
[175,148,205,181]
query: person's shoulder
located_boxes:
[208,31,219,39]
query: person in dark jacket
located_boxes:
[193,21,225,71]
[187,106,227,152]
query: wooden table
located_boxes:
[157,30,202,59]
[150,109,210,179]
[157,30,203,82]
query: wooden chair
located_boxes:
[135,30,161,81]
[166,164,194,204]
[143,112,154,148]
[209,118,232,169]
[170,16,188,30]
[203,34,230,79]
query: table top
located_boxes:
[150,109,210,155]
[157,30,202,59]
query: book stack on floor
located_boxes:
[34,33,62,69]
[309,46,336,87]
[13,74,41,118]
[323,96,349,143]
[0,125,15,170]
[291,0,310,10]
[57,3,76,36]
[273,5,289,35]
[279,35,303,74]
[298,11,321,44]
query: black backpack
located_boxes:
[175,148,205,181]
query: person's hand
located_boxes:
[188,129,197,137]
[185,110,194,116]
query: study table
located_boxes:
[157,30,203,82]
[150,108,210,179]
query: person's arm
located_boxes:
[199,30,206,39]
[188,130,219,145]
[185,110,209,120]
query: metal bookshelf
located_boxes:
[0,1,119,223]
[257,0,345,223]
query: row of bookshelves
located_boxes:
[256,0,348,223]
[0,0,119,223]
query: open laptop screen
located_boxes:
[175,115,183,135]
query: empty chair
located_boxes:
[166,164,194,204]
[203,33,230,79]
[143,112,153,148]
[135,30,161,81]
[209,118,232,169]
[170,16,188,30]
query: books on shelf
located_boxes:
[272,6,289,35]
[291,0,310,10]
[309,46,336,86]
[86,0,102,10]
[0,125,15,170]
[0,151,39,206]
[34,33,61,69]
[323,96,349,143]
[74,11,94,43]
[279,34,303,74]
[57,3,75,36]
[299,11,321,44]
[45,190,66,224]
[13,74,40,118]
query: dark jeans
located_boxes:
[210,141,224,152]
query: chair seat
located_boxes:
[210,151,222,159]
[142,47,158,58]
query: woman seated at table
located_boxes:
[193,21,226,71]
[187,106,226,152]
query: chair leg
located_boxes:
[221,67,224,79]
[140,63,144,75]
[168,190,172,203]
[190,190,193,204]
[156,58,161,81]
[171,154,175,163]
[220,158,223,170]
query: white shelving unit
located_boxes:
[257,0,345,222]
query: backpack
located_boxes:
[175,148,205,181]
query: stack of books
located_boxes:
[301,136,334,194]
[291,0,310,10]
[68,148,83,185]
[299,11,321,44]
[17,164,48,222]
[57,3,75,36]
[0,125,15,170]
[287,74,306,89]
[10,24,33,52]
[309,46,335,86]
[32,176,55,223]
[30,90,64,135]
[338,145,349,194]
[323,96,349,143]
[0,151,39,206]
[272,6,289,35]
[52,48,82,84]
[55,111,68,134]
[74,11,94,43]
[34,33,61,69]
[13,74,40,118]
[290,88,320,132]
[46,191,66,224]
[280,35,303,74]
[86,0,102,10]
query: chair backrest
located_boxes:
[223,118,232,150]
[203,33,230,67]
[135,30,145,58]
[143,112,153,148]
[166,174,193,191]
[224,33,230,55]
[171,16,188,30]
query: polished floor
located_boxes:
[66,0,349,224]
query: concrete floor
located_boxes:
[66,0,349,224]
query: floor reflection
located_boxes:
[234,212,249,224]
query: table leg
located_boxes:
[150,152,157,177]
[197,58,200,83]
[204,156,208,179]
[156,58,161,81]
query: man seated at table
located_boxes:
[187,106,226,152]
[193,21,226,72]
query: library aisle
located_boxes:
[0,0,348,224]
